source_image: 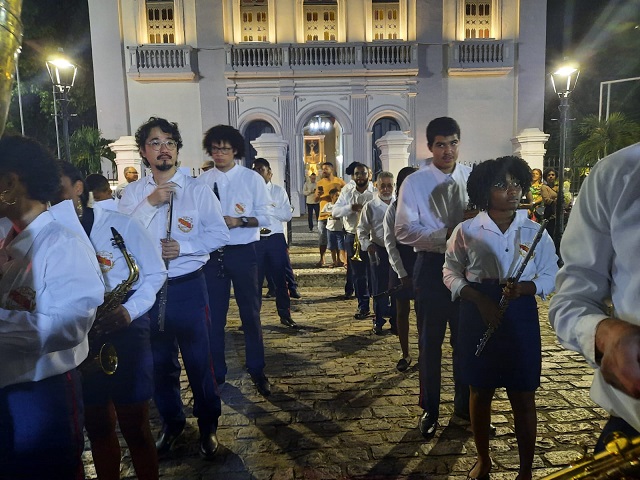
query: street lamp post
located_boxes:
[46,53,76,162]
[550,64,579,255]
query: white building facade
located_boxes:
[88,0,548,213]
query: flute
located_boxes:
[157,190,174,332]
[475,219,548,357]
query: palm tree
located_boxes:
[70,126,115,176]
[573,112,640,167]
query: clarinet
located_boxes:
[157,191,174,332]
[475,219,548,357]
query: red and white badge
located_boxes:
[178,216,194,233]
[6,286,36,312]
[96,251,114,273]
[235,203,246,215]
[518,243,533,258]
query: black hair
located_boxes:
[395,166,417,197]
[543,167,557,185]
[426,117,461,147]
[329,188,339,196]
[85,173,111,193]
[57,160,89,208]
[352,163,368,174]
[467,156,532,211]
[321,162,334,169]
[135,117,183,157]
[202,125,245,159]
[252,157,270,169]
[0,135,61,203]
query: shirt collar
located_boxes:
[5,211,53,260]
[144,169,186,190]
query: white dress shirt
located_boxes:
[332,187,374,234]
[0,211,105,388]
[262,182,292,236]
[443,210,558,301]
[95,198,119,211]
[395,162,472,253]
[357,195,392,251]
[198,163,271,245]
[549,142,640,432]
[90,204,167,322]
[118,169,229,278]
[383,202,408,279]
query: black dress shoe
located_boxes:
[199,432,219,460]
[372,325,383,335]
[354,310,371,320]
[340,293,354,300]
[418,411,438,439]
[156,425,185,454]
[250,373,271,397]
[280,316,299,328]
[264,290,275,298]
[289,289,301,299]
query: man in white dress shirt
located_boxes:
[252,158,299,329]
[395,117,472,439]
[549,142,640,453]
[198,124,273,397]
[119,117,229,460]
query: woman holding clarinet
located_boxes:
[443,156,558,480]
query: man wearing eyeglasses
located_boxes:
[198,125,273,398]
[395,117,475,439]
[119,117,229,460]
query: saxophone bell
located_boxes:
[80,342,118,376]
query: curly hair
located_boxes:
[467,156,532,210]
[202,125,245,159]
[135,117,183,153]
[0,135,61,203]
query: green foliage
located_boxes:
[70,126,115,177]
[573,113,640,166]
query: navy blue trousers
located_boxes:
[205,243,266,380]
[149,271,220,434]
[266,244,297,293]
[369,243,396,328]
[307,203,320,230]
[344,232,370,312]
[257,233,291,319]
[413,252,468,419]
[0,370,85,479]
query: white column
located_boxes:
[375,131,414,178]
[511,128,549,171]
[109,136,145,182]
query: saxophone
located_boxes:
[542,432,640,479]
[81,227,140,376]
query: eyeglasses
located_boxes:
[210,146,233,154]
[147,140,178,151]
[492,181,522,191]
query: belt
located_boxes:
[168,266,203,285]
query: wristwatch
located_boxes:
[240,216,249,228]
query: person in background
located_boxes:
[119,117,228,460]
[549,143,640,454]
[314,162,346,268]
[86,173,118,211]
[303,172,320,232]
[252,158,299,329]
[383,166,418,371]
[357,171,395,335]
[115,166,139,200]
[0,135,104,479]
[523,168,555,223]
[198,124,273,397]
[322,187,345,268]
[201,160,215,173]
[58,160,167,480]
[443,156,557,480]
[395,116,472,438]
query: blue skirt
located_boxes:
[458,283,541,391]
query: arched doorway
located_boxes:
[372,116,401,179]
[302,112,343,179]
[243,120,275,167]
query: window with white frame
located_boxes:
[464,0,491,39]
[304,0,338,42]
[146,0,175,44]
[240,0,269,42]
[372,0,400,40]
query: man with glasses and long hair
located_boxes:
[198,124,273,397]
[119,117,229,460]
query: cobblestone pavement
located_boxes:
[83,219,606,479]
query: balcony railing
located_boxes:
[226,42,418,77]
[127,45,197,81]
[448,40,514,76]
